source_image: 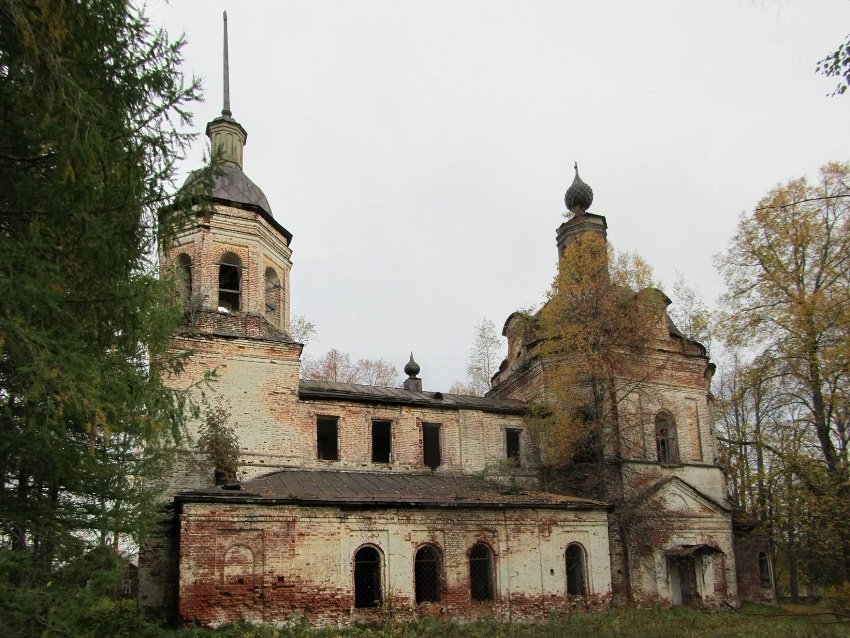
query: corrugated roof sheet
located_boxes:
[299,380,526,414]
[177,469,605,510]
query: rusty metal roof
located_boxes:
[176,469,605,510]
[183,163,271,215]
[299,380,526,414]
[180,164,293,243]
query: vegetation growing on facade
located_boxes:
[195,399,241,485]
[530,232,664,475]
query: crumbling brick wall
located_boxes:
[177,502,612,626]
[162,204,293,335]
[163,333,532,483]
[733,531,775,603]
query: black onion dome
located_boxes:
[564,163,593,216]
[181,163,272,216]
[404,352,420,377]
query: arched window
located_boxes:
[758,552,771,588]
[655,411,679,464]
[353,546,382,608]
[176,253,192,304]
[218,252,242,311]
[566,543,587,596]
[414,544,442,603]
[264,266,280,322]
[469,543,494,601]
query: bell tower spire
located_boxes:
[205,11,247,168]
[222,10,232,117]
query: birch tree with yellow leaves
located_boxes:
[717,161,850,583]
[532,231,665,487]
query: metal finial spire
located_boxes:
[222,11,232,117]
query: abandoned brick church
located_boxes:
[137,18,774,627]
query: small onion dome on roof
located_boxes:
[180,164,272,216]
[404,352,420,378]
[564,162,593,216]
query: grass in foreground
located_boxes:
[146,604,849,638]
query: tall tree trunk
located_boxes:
[753,383,767,523]
[607,377,633,604]
[806,345,850,581]
[785,468,800,602]
[788,544,800,604]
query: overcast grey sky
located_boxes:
[148,0,850,391]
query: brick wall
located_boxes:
[162,204,293,335]
[489,305,738,608]
[163,332,534,482]
[294,399,534,477]
[177,502,612,626]
[733,532,775,603]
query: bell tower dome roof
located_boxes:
[564,162,594,217]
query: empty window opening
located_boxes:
[371,420,391,463]
[176,253,192,304]
[469,543,494,601]
[566,544,587,596]
[264,266,280,321]
[655,411,680,464]
[422,423,441,469]
[415,545,442,603]
[506,428,521,462]
[354,546,382,608]
[573,408,600,463]
[218,252,242,311]
[317,416,339,461]
[758,552,771,588]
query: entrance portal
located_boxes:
[668,556,697,606]
[665,544,722,607]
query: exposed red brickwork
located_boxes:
[161,203,292,335]
[177,503,612,626]
[733,531,775,603]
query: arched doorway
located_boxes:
[566,543,587,596]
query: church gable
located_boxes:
[643,476,729,518]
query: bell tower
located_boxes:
[164,11,294,340]
[157,12,304,492]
